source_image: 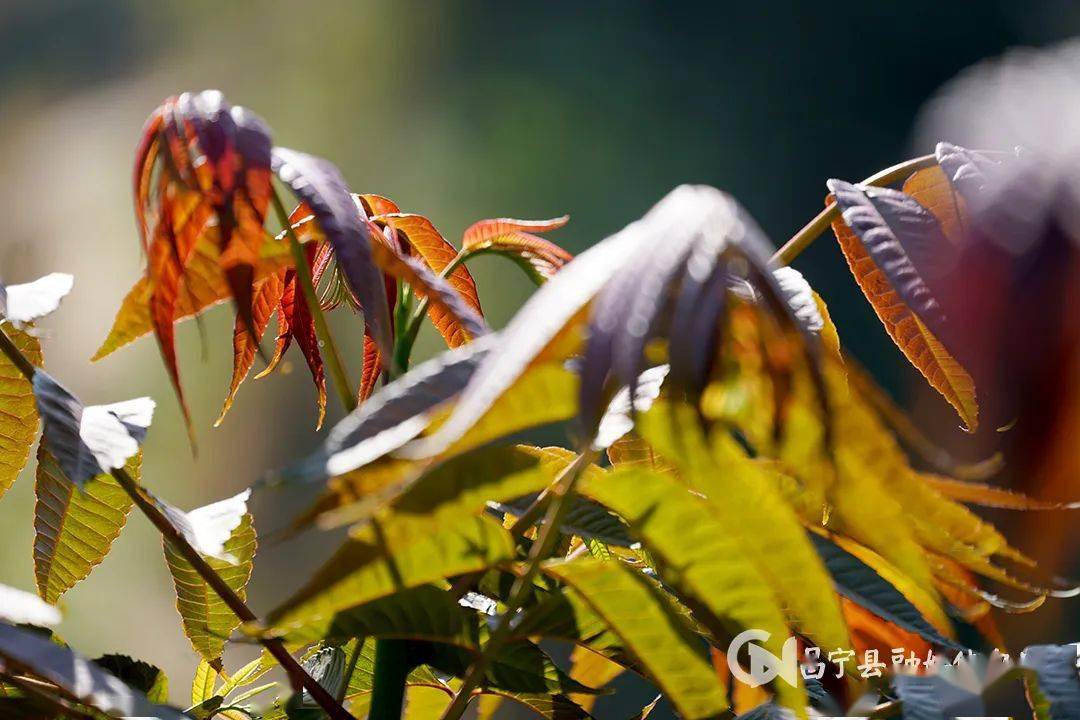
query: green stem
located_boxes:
[271,189,358,413]
[438,449,599,720]
[368,639,410,719]
[770,153,938,266]
[0,325,357,720]
[393,250,471,373]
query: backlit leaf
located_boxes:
[638,404,851,660]
[34,448,138,604]
[462,216,572,284]
[215,271,285,425]
[379,213,484,347]
[369,236,489,346]
[0,322,40,501]
[827,180,977,430]
[164,512,256,665]
[577,466,806,716]
[544,558,729,720]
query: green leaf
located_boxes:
[164,512,256,665]
[92,653,169,704]
[638,404,851,659]
[33,448,137,603]
[544,558,729,720]
[267,515,514,639]
[190,659,218,706]
[577,465,807,716]
[479,689,594,719]
[0,622,188,719]
[416,639,602,696]
[0,322,41,501]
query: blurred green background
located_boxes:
[1,0,1078,714]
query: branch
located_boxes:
[0,324,357,720]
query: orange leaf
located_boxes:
[902,165,968,245]
[378,213,483,347]
[357,193,400,216]
[358,332,382,403]
[462,216,572,283]
[829,195,978,430]
[215,272,285,426]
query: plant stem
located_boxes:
[438,448,599,720]
[393,250,471,372]
[368,638,410,719]
[0,324,357,720]
[271,189,358,413]
[770,153,937,266]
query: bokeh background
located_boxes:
[1,1,1078,714]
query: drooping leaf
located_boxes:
[271,146,393,358]
[0,583,61,627]
[0,273,74,325]
[163,512,256,665]
[544,558,729,720]
[0,622,188,720]
[827,179,977,430]
[576,466,807,715]
[93,230,289,360]
[461,216,572,284]
[639,403,852,661]
[92,654,169,704]
[580,186,783,431]
[1021,644,1080,720]
[404,184,691,459]
[921,474,1080,510]
[379,213,484,347]
[294,334,496,483]
[902,164,968,245]
[267,515,514,640]
[32,371,153,488]
[216,271,285,425]
[0,322,40,500]
[34,447,138,604]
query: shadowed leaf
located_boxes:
[271,146,393,359]
[32,371,153,488]
[0,623,187,719]
[92,654,169,704]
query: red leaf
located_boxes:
[462,216,572,283]
[215,271,285,426]
[378,213,483,347]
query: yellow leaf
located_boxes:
[0,322,41,501]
